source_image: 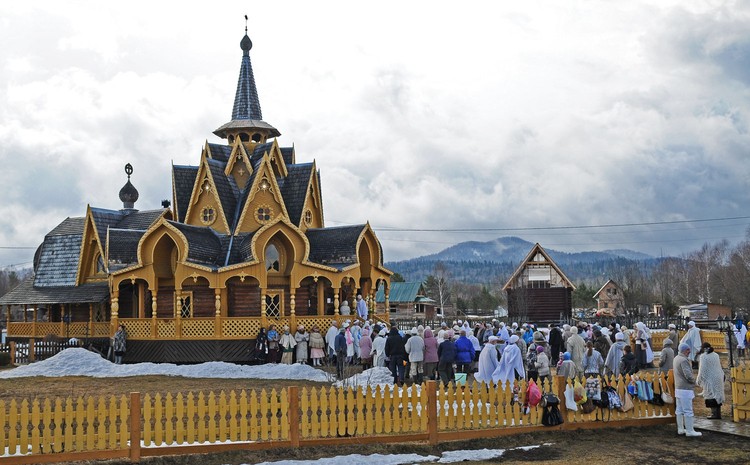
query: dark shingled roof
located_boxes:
[108,228,146,269]
[90,208,123,245]
[250,142,273,166]
[235,233,256,264]
[280,147,294,165]
[48,217,85,236]
[208,143,232,163]
[306,225,365,270]
[116,209,164,230]
[168,221,223,267]
[278,163,312,226]
[33,234,83,287]
[0,277,109,305]
[207,159,238,228]
[173,165,198,222]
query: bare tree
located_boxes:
[423,261,452,317]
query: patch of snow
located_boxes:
[0,348,330,381]
[253,453,439,465]
[334,367,395,388]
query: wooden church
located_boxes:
[0,29,392,362]
[503,243,574,323]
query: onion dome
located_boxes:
[119,163,139,209]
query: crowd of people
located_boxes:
[252,315,747,437]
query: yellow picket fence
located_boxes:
[0,374,675,464]
[732,366,750,422]
[649,329,726,352]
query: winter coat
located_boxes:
[674,353,696,391]
[385,328,407,360]
[438,339,457,364]
[582,349,604,374]
[309,331,325,349]
[535,352,550,376]
[619,352,638,376]
[294,331,309,360]
[359,334,373,360]
[335,332,347,355]
[593,335,611,357]
[405,334,425,362]
[455,336,474,364]
[659,346,674,372]
[423,329,439,363]
[113,329,127,353]
[280,333,296,352]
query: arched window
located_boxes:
[95,253,105,274]
[265,244,280,272]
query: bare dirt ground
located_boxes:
[68,425,750,465]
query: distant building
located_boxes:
[593,279,625,316]
[376,282,436,320]
[503,243,575,323]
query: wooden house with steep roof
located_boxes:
[0,28,392,362]
[593,279,625,316]
[503,243,575,323]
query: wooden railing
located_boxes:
[7,312,390,342]
[0,373,674,463]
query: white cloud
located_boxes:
[1,0,750,268]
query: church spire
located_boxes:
[214,16,280,142]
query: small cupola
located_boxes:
[119,163,139,213]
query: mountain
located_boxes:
[385,236,657,285]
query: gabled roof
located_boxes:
[375,281,424,303]
[207,143,232,162]
[593,279,621,299]
[0,276,109,305]
[206,158,239,229]
[168,221,224,267]
[280,147,294,165]
[305,225,365,270]
[173,165,198,222]
[502,243,576,291]
[107,228,147,270]
[278,163,313,226]
[48,217,85,236]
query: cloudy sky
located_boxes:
[1,0,750,269]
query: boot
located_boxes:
[707,406,721,420]
[684,416,703,437]
[676,414,685,435]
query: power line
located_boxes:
[364,215,750,232]
[0,247,36,250]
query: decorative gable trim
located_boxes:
[223,139,253,178]
[184,155,232,234]
[502,243,576,291]
[75,205,107,285]
[234,155,290,235]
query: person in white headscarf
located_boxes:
[697,342,725,420]
[680,321,702,366]
[371,329,388,367]
[474,336,501,385]
[492,335,525,386]
[604,332,628,376]
[734,318,747,358]
[565,326,586,377]
[498,323,510,342]
[634,321,654,368]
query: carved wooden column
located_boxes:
[289,288,297,330]
[23,304,27,323]
[214,288,222,337]
[175,292,183,339]
[316,280,325,317]
[137,282,146,319]
[110,290,119,335]
[384,288,390,320]
[260,288,268,328]
[151,292,158,338]
[60,303,66,336]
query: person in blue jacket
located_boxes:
[437,330,457,386]
[334,327,348,379]
[455,329,475,374]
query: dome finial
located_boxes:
[119,163,139,211]
[240,15,252,55]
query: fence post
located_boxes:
[289,386,300,448]
[130,392,141,462]
[555,376,566,412]
[427,380,438,445]
[9,341,15,365]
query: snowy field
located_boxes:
[0,348,397,387]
